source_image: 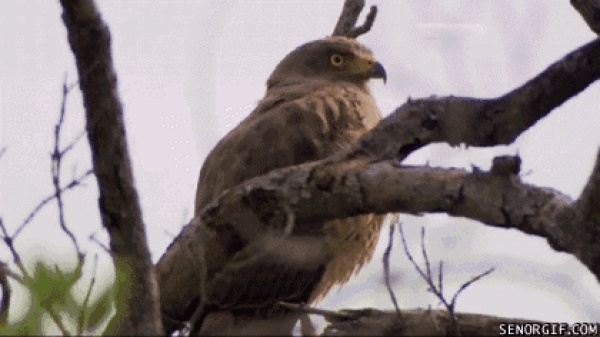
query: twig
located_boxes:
[52,76,84,260]
[0,219,28,279]
[0,78,91,335]
[382,223,401,315]
[13,169,93,239]
[420,227,432,283]
[78,254,99,335]
[398,225,429,288]
[60,131,86,158]
[89,233,111,254]
[449,267,495,309]
[398,224,495,336]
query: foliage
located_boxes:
[0,259,113,336]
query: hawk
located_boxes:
[193,36,387,334]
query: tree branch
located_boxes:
[202,158,598,277]
[382,224,401,315]
[332,0,377,38]
[319,307,576,336]
[571,0,600,35]
[52,76,84,266]
[58,0,162,335]
[576,148,600,227]
[356,38,600,162]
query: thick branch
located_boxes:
[59,0,162,335]
[571,0,600,35]
[356,39,600,162]
[202,160,595,277]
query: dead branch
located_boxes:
[398,225,494,336]
[332,0,377,38]
[382,224,401,315]
[52,75,85,269]
[199,154,598,278]
[59,0,163,335]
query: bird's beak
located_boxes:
[368,61,387,84]
[354,58,387,84]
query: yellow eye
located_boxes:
[330,54,344,67]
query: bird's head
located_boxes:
[267,36,386,89]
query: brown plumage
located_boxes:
[194,36,387,334]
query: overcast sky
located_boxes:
[1,0,599,331]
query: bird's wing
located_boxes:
[205,234,330,311]
[196,84,376,312]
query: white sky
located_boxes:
[1,0,599,331]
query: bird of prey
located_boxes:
[193,36,387,335]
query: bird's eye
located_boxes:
[330,54,344,67]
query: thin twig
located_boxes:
[398,225,496,336]
[398,224,428,284]
[89,233,111,254]
[437,261,444,297]
[449,267,495,308]
[60,131,87,158]
[52,76,84,259]
[420,227,432,282]
[14,169,93,239]
[0,219,28,279]
[383,223,401,315]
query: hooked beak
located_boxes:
[353,58,388,84]
[368,61,387,84]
